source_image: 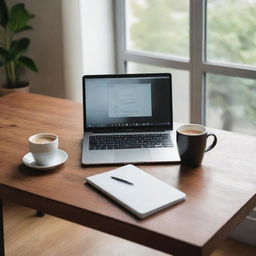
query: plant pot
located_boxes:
[0,82,30,97]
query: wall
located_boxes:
[230,207,256,246]
[1,0,116,102]
[1,0,66,98]
[80,0,116,76]
[62,0,116,102]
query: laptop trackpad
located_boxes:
[115,149,151,162]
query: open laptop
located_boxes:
[82,73,180,165]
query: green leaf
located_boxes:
[8,4,34,33]
[0,58,4,67]
[9,38,30,59]
[17,56,38,72]
[16,25,33,33]
[0,46,8,60]
[0,0,9,27]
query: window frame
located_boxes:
[114,0,256,124]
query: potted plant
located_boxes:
[0,0,38,95]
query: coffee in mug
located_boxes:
[179,129,202,135]
[29,133,58,166]
[177,124,217,167]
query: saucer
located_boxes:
[22,149,68,170]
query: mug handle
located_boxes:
[205,133,217,152]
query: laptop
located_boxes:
[82,73,180,165]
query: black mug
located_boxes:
[177,124,217,167]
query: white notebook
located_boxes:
[86,164,186,218]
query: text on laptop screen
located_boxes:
[85,75,172,129]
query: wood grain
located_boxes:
[0,92,256,256]
[4,201,256,256]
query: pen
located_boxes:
[111,176,134,185]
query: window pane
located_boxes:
[125,0,189,58]
[207,0,256,66]
[127,62,190,123]
[206,74,256,136]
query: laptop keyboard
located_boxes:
[89,134,173,150]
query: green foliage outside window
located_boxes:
[128,0,256,133]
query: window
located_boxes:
[125,0,189,58]
[115,0,256,135]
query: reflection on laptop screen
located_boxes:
[85,74,172,129]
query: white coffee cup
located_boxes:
[29,133,58,166]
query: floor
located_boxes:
[3,201,256,256]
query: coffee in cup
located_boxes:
[29,133,58,166]
[177,124,217,167]
[32,136,55,144]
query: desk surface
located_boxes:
[0,92,255,256]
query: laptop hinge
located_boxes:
[89,128,169,133]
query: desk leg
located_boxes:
[0,199,5,256]
[36,210,45,217]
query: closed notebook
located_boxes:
[86,164,186,218]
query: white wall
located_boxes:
[1,0,116,101]
[61,0,116,102]
[80,0,116,75]
[62,0,83,101]
[1,0,66,98]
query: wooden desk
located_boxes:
[0,92,255,256]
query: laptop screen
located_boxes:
[83,73,173,131]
